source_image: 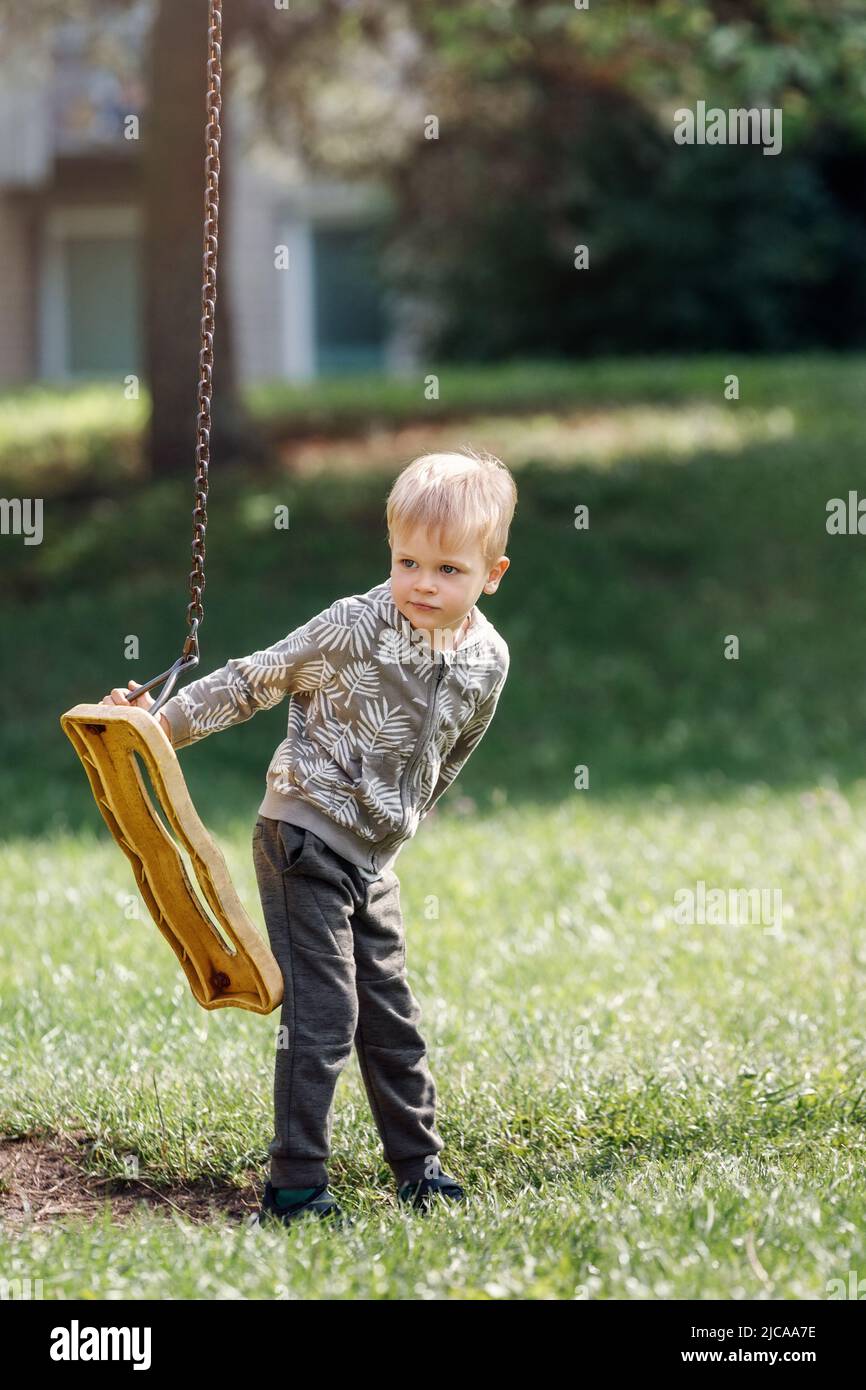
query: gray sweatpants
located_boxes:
[252,815,445,1189]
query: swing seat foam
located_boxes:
[60,702,283,1014]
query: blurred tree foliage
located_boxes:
[246,0,866,355]
[3,0,865,358]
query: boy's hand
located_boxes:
[99,681,172,741]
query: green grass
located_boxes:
[0,349,860,490]
[2,792,865,1297]
[1,354,865,1297]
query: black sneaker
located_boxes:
[254,1180,351,1230]
[397,1173,465,1210]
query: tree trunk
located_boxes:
[143,0,261,479]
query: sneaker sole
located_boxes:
[252,1205,353,1230]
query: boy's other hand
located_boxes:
[99,681,172,740]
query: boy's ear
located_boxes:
[484,556,510,591]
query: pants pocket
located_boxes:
[284,869,354,960]
[278,823,355,959]
[278,821,310,875]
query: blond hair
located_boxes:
[386,447,516,570]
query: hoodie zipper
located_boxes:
[372,651,447,867]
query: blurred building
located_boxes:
[0,3,418,387]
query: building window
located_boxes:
[66,235,140,375]
[51,8,149,155]
[312,223,388,374]
[40,207,140,380]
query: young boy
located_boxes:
[101,448,515,1225]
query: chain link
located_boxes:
[183,0,222,660]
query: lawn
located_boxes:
[1,354,864,1298]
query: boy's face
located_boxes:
[389,523,509,642]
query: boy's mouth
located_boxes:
[412,602,439,611]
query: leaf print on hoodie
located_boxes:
[159,577,509,877]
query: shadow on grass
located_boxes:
[1,432,863,839]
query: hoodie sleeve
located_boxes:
[158,599,340,751]
[420,653,509,819]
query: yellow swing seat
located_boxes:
[60,701,283,1014]
[60,2,281,1014]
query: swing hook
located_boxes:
[123,621,200,716]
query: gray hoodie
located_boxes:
[159,577,510,878]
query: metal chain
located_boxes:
[183,0,222,661]
[123,0,223,715]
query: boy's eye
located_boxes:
[399,559,458,575]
